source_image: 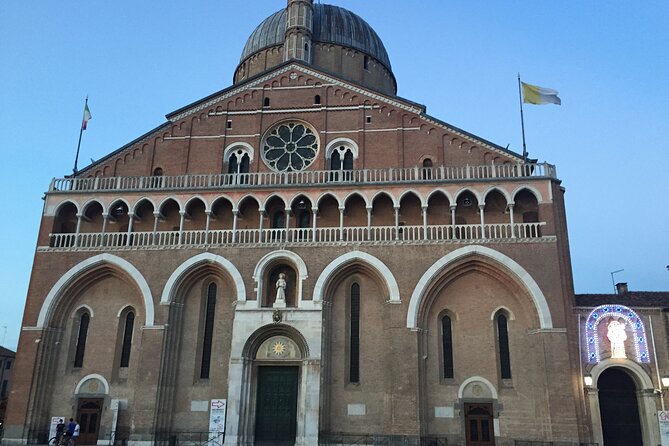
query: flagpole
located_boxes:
[73,96,88,174]
[517,74,528,162]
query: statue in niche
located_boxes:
[607,319,627,359]
[274,272,287,308]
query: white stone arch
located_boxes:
[262,194,288,210]
[371,190,398,208]
[116,304,136,318]
[252,250,308,308]
[313,251,401,303]
[512,185,544,204]
[482,186,512,206]
[453,187,483,204]
[490,306,516,321]
[160,253,246,304]
[51,199,81,217]
[130,197,158,215]
[36,254,155,328]
[224,142,255,163]
[288,193,316,210]
[74,373,110,395]
[158,196,184,214]
[407,245,553,329]
[80,198,105,216]
[315,192,342,209]
[426,188,454,206]
[107,197,132,215]
[457,375,499,399]
[587,358,658,446]
[73,304,95,318]
[398,189,426,207]
[343,191,371,208]
[325,137,359,159]
[184,195,210,214]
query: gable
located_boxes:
[75,62,522,178]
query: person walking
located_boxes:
[72,420,80,446]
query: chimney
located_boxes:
[615,282,629,295]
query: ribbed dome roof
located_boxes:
[241,4,392,71]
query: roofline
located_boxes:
[73,122,170,177]
[167,60,522,160]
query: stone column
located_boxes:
[421,205,428,240]
[259,210,266,243]
[232,209,239,243]
[204,210,212,244]
[178,211,186,245]
[394,205,400,240]
[450,205,457,239]
[152,211,160,245]
[366,206,372,240]
[74,213,83,247]
[312,209,318,242]
[508,202,516,238]
[126,212,135,246]
[339,207,345,241]
[479,204,486,239]
[101,212,109,246]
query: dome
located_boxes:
[240,4,392,72]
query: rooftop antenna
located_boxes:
[610,269,624,293]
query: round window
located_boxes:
[261,122,319,172]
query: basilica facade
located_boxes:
[6,1,669,445]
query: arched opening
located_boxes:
[227,150,251,176]
[291,195,313,241]
[52,202,78,234]
[426,191,451,226]
[157,199,181,232]
[132,199,155,234]
[399,192,422,239]
[344,194,367,231]
[598,368,643,446]
[183,198,207,232]
[483,190,508,224]
[455,191,479,239]
[371,193,394,227]
[264,263,298,308]
[80,201,104,233]
[422,158,433,180]
[210,198,234,231]
[514,189,541,237]
[316,195,339,228]
[265,196,287,242]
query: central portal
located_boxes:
[255,366,299,446]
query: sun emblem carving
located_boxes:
[262,122,319,172]
[272,341,287,356]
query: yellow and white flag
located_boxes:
[521,82,561,105]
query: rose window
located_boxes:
[262,122,319,172]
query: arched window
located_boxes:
[228,152,250,175]
[363,55,370,70]
[314,95,321,105]
[152,167,163,176]
[349,282,361,383]
[496,314,512,379]
[441,314,454,379]
[263,97,271,108]
[73,312,90,368]
[200,282,217,379]
[422,158,433,180]
[119,311,135,368]
[272,211,286,229]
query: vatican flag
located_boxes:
[521,82,561,105]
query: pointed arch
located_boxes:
[313,251,400,303]
[316,192,342,208]
[512,185,544,204]
[131,197,157,215]
[52,199,81,216]
[74,374,110,395]
[398,190,426,207]
[407,245,552,329]
[343,191,370,208]
[36,254,155,328]
[252,250,308,306]
[453,187,482,203]
[482,186,511,205]
[160,253,246,304]
[371,190,398,207]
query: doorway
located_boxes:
[464,403,494,446]
[255,366,299,446]
[76,398,103,445]
[598,368,643,446]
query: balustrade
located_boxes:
[49,163,556,193]
[47,222,547,249]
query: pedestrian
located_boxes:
[72,420,80,445]
[56,419,65,445]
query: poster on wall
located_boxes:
[208,399,227,445]
[49,416,65,441]
[659,411,669,446]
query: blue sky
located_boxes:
[1,1,667,351]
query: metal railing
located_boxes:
[47,222,547,249]
[49,163,556,193]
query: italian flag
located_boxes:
[82,102,92,130]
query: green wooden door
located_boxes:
[255,366,299,446]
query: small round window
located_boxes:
[261,122,319,172]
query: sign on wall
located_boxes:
[659,411,669,446]
[208,398,227,444]
[49,416,65,441]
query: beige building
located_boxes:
[6,1,669,445]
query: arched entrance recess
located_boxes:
[586,359,660,446]
[224,325,320,446]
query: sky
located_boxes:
[0,1,667,351]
